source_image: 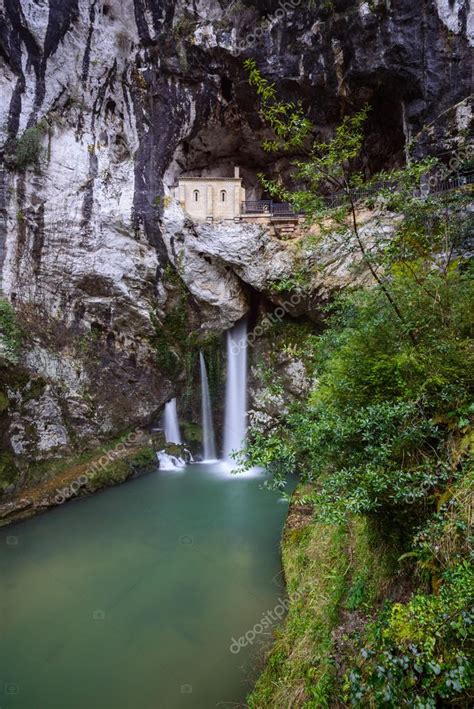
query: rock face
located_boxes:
[0,0,472,472]
[162,200,384,326]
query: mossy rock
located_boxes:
[128,447,157,469]
[22,377,47,402]
[0,452,20,491]
[0,391,9,413]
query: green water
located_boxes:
[0,463,290,708]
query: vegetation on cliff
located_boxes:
[244,64,473,707]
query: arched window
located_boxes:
[193,189,200,202]
[220,190,227,203]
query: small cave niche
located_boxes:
[352,80,410,173]
[91,321,105,338]
[199,253,213,265]
[247,286,262,334]
[221,76,233,102]
[113,134,130,162]
[106,331,116,350]
[103,4,110,16]
[74,302,86,323]
[99,129,109,146]
[105,99,116,116]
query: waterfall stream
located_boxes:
[223,319,248,463]
[199,352,217,461]
[163,398,182,444]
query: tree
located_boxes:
[244,59,472,347]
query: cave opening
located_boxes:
[348,74,413,174]
[168,122,298,202]
[221,76,233,102]
[168,73,408,207]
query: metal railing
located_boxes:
[241,171,473,219]
[241,200,300,218]
[241,200,273,214]
[325,171,474,207]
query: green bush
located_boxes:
[129,447,156,468]
[8,121,47,171]
[0,299,21,364]
[345,563,474,707]
[243,265,473,522]
[172,13,196,39]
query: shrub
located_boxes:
[345,563,474,707]
[0,299,21,364]
[172,13,196,40]
[129,447,156,469]
[243,265,473,523]
[8,121,47,171]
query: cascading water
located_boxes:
[199,352,217,461]
[163,398,182,445]
[158,398,186,470]
[223,320,248,463]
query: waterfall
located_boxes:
[163,398,182,444]
[223,319,248,462]
[199,352,217,461]
[156,451,186,471]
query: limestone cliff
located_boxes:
[0,0,472,480]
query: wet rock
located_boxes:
[0,0,471,464]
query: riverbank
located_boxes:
[0,431,157,527]
[247,486,409,707]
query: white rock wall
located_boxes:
[436,0,474,45]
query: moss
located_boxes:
[22,433,153,490]
[345,517,399,612]
[151,265,191,376]
[0,391,9,413]
[22,377,47,402]
[128,447,156,469]
[180,421,202,447]
[0,298,21,364]
[172,13,196,40]
[248,491,349,707]
[0,452,19,491]
[86,445,157,490]
[248,491,400,707]
[87,459,130,489]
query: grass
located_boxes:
[344,517,399,613]
[247,491,399,708]
[248,489,349,707]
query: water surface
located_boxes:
[0,463,289,708]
